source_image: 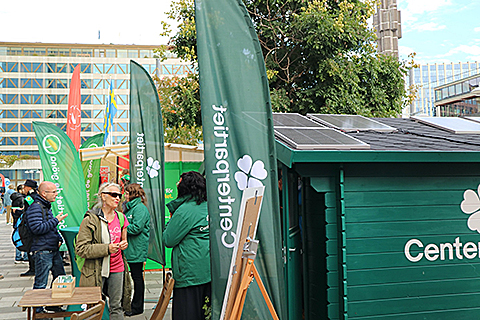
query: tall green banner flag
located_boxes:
[33,121,88,227]
[129,61,166,265]
[196,0,286,318]
[80,133,104,209]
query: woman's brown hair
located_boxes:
[125,183,147,205]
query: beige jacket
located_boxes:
[75,207,132,311]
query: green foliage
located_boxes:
[0,155,39,168]
[160,0,414,118]
[155,73,202,145]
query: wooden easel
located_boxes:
[150,272,175,320]
[229,237,279,320]
[220,187,279,320]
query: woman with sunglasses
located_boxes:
[75,182,132,320]
[122,183,150,317]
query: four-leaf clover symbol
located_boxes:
[461,184,480,233]
[234,155,268,191]
[146,157,160,179]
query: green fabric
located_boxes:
[166,196,191,215]
[129,61,166,266]
[163,199,210,288]
[196,0,286,318]
[80,133,104,209]
[33,121,88,228]
[124,197,151,263]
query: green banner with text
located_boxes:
[129,61,166,266]
[196,0,286,318]
[33,121,88,228]
[80,133,104,209]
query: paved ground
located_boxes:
[0,216,172,319]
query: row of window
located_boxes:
[0,109,129,119]
[0,122,128,133]
[0,62,158,74]
[1,62,194,75]
[0,78,130,90]
[434,76,480,102]
[0,134,128,146]
[0,47,159,59]
[0,94,129,105]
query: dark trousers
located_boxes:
[128,262,145,313]
[27,252,35,272]
[172,282,211,320]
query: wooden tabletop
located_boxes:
[18,287,102,307]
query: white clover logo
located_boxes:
[234,155,268,191]
[146,157,160,179]
[461,184,480,233]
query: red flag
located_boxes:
[66,65,81,150]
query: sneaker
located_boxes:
[20,270,35,277]
[14,260,23,264]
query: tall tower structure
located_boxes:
[373,0,402,57]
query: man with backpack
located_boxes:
[11,184,28,264]
[19,179,39,277]
[26,181,68,314]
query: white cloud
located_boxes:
[399,0,452,24]
[415,22,446,32]
[474,27,480,32]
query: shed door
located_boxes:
[282,167,303,319]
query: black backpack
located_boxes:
[12,202,45,252]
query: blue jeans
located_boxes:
[15,248,27,261]
[33,250,66,313]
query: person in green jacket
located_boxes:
[123,183,150,317]
[163,171,211,320]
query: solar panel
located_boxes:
[273,113,326,128]
[412,116,480,134]
[274,128,370,150]
[307,114,397,132]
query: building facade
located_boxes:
[408,61,480,116]
[373,0,402,57]
[0,42,193,184]
[434,73,480,117]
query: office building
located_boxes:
[408,61,480,116]
[0,42,193,184]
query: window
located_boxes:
[82,110,92,118]
[1,137,18,145]
[93,79,104,89]
[94,95,105,105]
[20,123,33,132]
[6,79,18,88]
[6,94,18,104]
[128,50,138,58]
[6,123,18,132]
[81,79,91,89]
[105,64,115,74]
[140,50,151,58]
[82,95,92,104]
[117,64,128,74]
[106,49,115,58]
[116,79,128,89]
[117,50,128,58]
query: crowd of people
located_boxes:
[3,170,211,320]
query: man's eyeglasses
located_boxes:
[103,192,122,199]
[45,190,58,194]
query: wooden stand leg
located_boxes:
[149,273,175,320]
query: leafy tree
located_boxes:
[154,73,203,145]
[160,0,413,117]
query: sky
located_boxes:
[0,0,175,46]
[398,0,480,64]
[0,0,479,65]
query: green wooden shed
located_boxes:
[274,114,480,320]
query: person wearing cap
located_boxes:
[5,184,15,225]
[19,179,38,277]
